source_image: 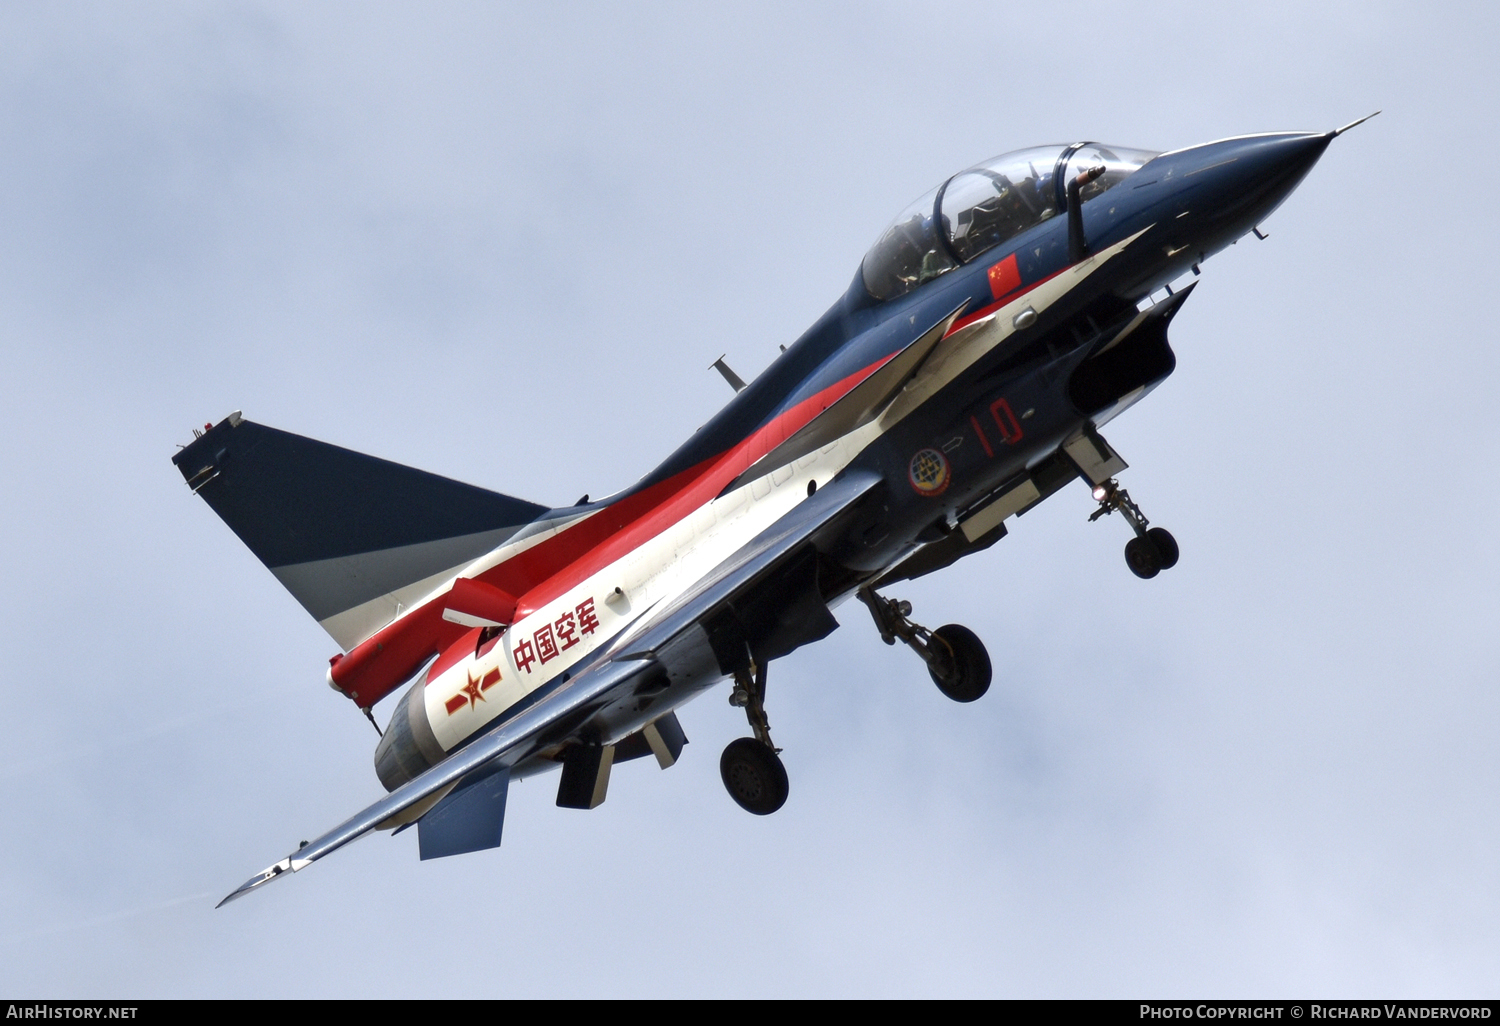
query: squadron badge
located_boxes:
[908,448,951,497]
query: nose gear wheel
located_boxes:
[1089,479,1179,579]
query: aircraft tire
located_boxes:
[1125,536,1162,579]
[928,624,991,703]
[720,738,789,815]
[1146,527,1179,570]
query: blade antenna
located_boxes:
[711,355,747,393]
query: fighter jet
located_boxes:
[174,118,1370,904]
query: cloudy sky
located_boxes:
[1,0,1495,998]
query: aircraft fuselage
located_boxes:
[369,131,1335,792]
[184,122,1358,901]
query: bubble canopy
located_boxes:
[860,143,1158,301]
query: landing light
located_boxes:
[1092,484,1111,502]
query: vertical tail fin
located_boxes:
[173,413,550,650]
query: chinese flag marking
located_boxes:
[988,254,1021,300]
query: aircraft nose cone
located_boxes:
[1203,131,1332,226]
[1141,131,1334,266]
[1218,130,1338,222]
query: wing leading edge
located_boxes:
[217,652,658,906]
[218,468,884,906]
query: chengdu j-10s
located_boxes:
[176,118,1370,904]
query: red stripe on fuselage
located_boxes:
[476,353,895,615]
[331,600,456,707]
[429,626,483,680]
[332,350,894,708]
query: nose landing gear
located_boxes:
[857,586,992,702]
[1089,479,1178,579]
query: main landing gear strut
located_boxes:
[1088,479,1179,579]
[857,586,992,702]
[720,656,790,815]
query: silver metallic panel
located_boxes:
[272,524,529,622]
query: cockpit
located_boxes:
[860,143,1159,301]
